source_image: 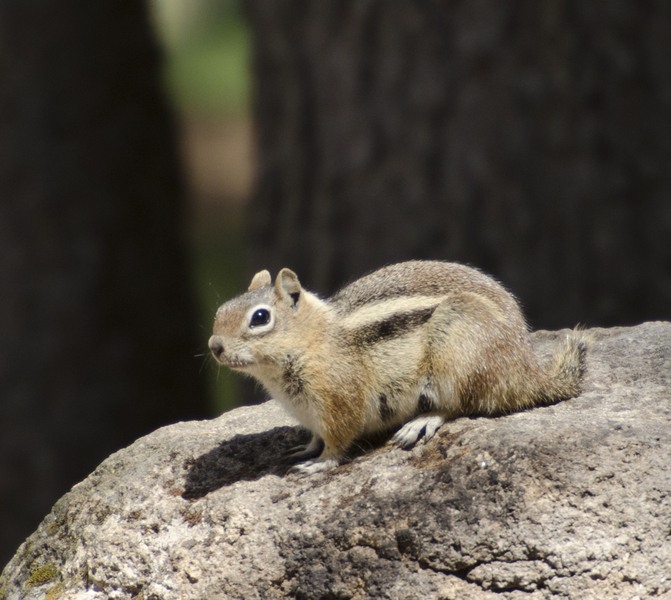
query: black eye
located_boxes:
[249,308,271,328]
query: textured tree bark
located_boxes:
[247,0,671,329]
[0,1,207,566]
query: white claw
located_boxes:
[392,415,445,448]
[291,458,339,476]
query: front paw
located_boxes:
[290,458,339,476]
[283,436,324,463]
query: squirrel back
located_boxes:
[209,261,587,474]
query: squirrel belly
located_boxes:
[209,261,587,475]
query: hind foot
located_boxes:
[392,415,445,448]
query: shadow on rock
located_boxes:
[182,426,311,499]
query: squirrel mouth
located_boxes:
[222,359,254,369]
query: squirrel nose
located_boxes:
[208,336,224,360]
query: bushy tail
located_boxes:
[541,329,588,401]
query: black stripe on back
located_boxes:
[350,306,436,346]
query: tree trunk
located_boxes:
[247,0,671,329]
[0,1,207,566]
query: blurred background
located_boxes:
[1,0,670,568]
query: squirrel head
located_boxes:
[209,268,326,373]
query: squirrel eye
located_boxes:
[249,308,271,328]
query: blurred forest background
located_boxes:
[151,0,254,412]
[1,0,670,569]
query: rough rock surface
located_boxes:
[2,323,671,600]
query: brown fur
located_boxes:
[209,261,587,473]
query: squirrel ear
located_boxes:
[248,270,271,291]
[275,268,302,308]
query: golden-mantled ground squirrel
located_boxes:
[209,261,586,474]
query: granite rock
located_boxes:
[2,323,670,600]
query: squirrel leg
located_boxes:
[284,433,324,462]
[290,426,355,475]
[390,293,500,450]
[290,390,363,475]
[290,444,341,475]
[392,415,445,448]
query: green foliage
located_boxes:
[162,15,251,116]
[150,1,253,412]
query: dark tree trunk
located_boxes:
[247,0,671,329]
[0,1,207,565]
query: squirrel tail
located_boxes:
[539,329,588,402]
